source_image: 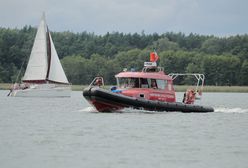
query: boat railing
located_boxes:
[168,73,205,99]
[89,77,105,88]
[142,66,164,73]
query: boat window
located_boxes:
[156,80,167,90]
[140,78,148,88]
[118,77,139,88]
[150,79,158,89]
[117,78,167,89]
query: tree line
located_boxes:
[0,26,248,85]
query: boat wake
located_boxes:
[118,108,157,114]
[79,106,96,112]
[80,107,248,113]
[214,107,248,113]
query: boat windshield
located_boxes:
[117,77,167,89]
[118,77,139,88]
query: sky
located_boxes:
[0,0,247,36]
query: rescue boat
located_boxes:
[83,52,214,113]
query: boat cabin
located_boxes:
[115,66,176,102]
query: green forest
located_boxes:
[0,26,248,85]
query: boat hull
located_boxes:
[83,87,214,113]
[9,84,71,97]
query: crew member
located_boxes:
[184,89,196,104]
[151,79,157,89]
[94,77,103,87]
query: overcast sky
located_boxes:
[1,0,247,36]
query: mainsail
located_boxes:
[22,14,69,84]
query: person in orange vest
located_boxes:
[183,89,196,104]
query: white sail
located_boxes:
[47,32,69,84]
[22,14,48,81]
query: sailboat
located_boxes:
[8,13,71,97]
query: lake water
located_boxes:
[0,90,248,168]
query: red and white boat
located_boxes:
[83,52,214,113]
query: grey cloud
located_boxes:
[0,0,247,35]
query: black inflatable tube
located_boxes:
[83,87,214,113]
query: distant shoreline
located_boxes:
[1,83,248,92]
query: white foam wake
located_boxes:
[79,107,248,113]
[118,108,155,113]
[214,107,248,113]
[79,106,96,112]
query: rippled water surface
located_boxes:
[0,90,248,168]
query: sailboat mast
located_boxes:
[46,27,52,81]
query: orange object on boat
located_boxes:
[150,52,159,62]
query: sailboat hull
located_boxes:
[9,84,71,97]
